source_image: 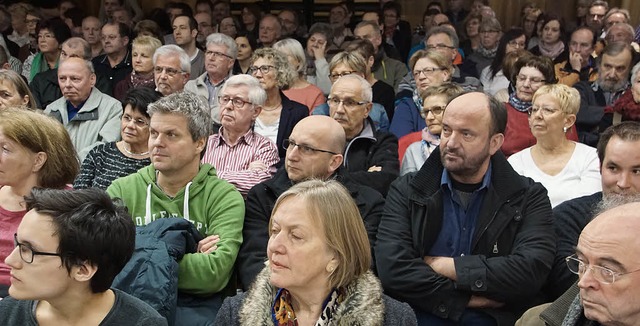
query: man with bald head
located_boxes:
[376,92,555,325]
[238,115,385,289]
[45,57,122,160]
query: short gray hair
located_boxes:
[62,37,91,60]
[147,91,212,141]
[221,74,267,106]
[273,38,306,76]
[153,45,190,73]
[425,26,459,48]
[206,33,238,60]
[333,74,372,103]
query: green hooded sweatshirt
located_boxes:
[107,164,244,295]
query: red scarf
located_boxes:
[605,89,640,121]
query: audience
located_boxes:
[249,47,308,162]
[172,15,205,79]
[82,16,103,58]
[113,35,161,101]
[233,32,257,74]
[184,33,236,129]
[467,17,502,78]
[74,87,161,190]
[481,28,527,96]
[22,18,71,83]
[0,188,166,325]
[258,14,281,48]
[0,108,79,298]
[107,91,244,323]
[201,74,279,197]
[153,44,190,96]
[45,57,123,160]
[92,22,132,96]
[555,27,598,87]
[529,14,568,64]
[508,84,601,207]
[304,22,334,95]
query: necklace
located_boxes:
[121,142,149,156]
[262,103,282,112]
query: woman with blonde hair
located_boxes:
[273,38,326,113]
[0,108,79,297]
[215,179,416,325]
[508,84,600,207]
[0,69,37,109]
[113,35,162,100]
[249,47,308,162]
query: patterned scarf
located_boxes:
[538,41,565,60]
[475,45,497,59]
[131,71,155,88]
[509,92,532,113]
[272,288,345,326]
[605,88,640,121]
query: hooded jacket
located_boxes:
[107,164,245,296]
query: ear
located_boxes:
[327,154,343,174]
[22,94,30,106]
[363,102,372,118]
[489,133,504,155]
[252,105,262,119]
[90,73,96,87]
[70,261,98,283]
[182,73,191,84]
[122,36,130,46]
[32,152,47,173]
[565,113,576,129]
[191,28,198,39]
[195,137,207,155]
[367,55,374,68]
[325,256,339,274]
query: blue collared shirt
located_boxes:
[428,163,492,257]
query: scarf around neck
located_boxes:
[272,288,345,326]
[476,45,497,59]
[509,91,532,112]
[539,41,565,60]
[605,88,640,121]
[131,71,155,88]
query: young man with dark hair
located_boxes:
[0,188,166,325]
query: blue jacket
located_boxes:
[390,97,426,139]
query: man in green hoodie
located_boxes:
[107,91,244,315]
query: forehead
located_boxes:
[102,24,118,34]
[105,0,119,5]
[607,13,626,22]
[444,94,490,125]
[332,62,355,72]
[18,210,57,244]
[221,17,234,25]
[195,13,211,23]
[604,137,640,164]
[572,29,593,41]
[331,78,364,98]
[261,17,278,26]
[355,25,375,36]
[519,66,544,77]
[132,44,152,53]
[414,57,437,68]
[290,121,329,145]
[278,11,294,20]
[309,33,326,41]
[83,18,100,27]
[150,112,189,131]
[545,20,560,28]
[590,5,607,14]
[155,54,181,68]
[59,60,89,74]
[362,12,379,21]
[207,43,229,52]
[253,57,273,66]
[221,84,249,97]
[330,6,346,15]
[173,16,190,25]
[602,50,632,66]
[427,33,452,45]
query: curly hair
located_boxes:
[251,47,296,89]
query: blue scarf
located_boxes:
[508,92,532,113]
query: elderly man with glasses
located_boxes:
[201,74,278,197]
[237,114,385,290]
[153,45,191,96]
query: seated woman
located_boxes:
[502,55,578,157]
[305,22,335,95]
[215,179,417,325]
[529,13,568,64]
[113,35,162,101]
[233,32,257,74]
[273,38,326,113]
[508,84,601,207]
[249,47,308,162]
[480,28,526,96]
[391,50,453,139]
[311,51,389,132]
[401,83,463,175]
[0,108,79,297]
[73,88,161,190]
[0,69,37,109]
[22,18,71,83]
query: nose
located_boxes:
[5,245,21,268]
[617,171,631,190]
[267,231,286,254]
[577,266,599,290]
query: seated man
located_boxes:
[555,27,598,87]
[153,45,191,96]
[0,188,166,325]
[45,57,122,160]
[542,121,640,301]
[376,92,555,325]
[202,74,279,197]
[520,201,640,326]
[107,91,244,321]
[574,42,633,147]
[328,74,399,196]
[237,115,384,289]
[92,22,132,96]
[172,15,205,79]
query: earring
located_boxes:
[563,126,568,133]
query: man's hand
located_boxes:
[569,51,583,72]
[248,161,268,171]
[368,165,382,172]
[197,234,220,254]
[467,295,505,308]
[424,256,457,280]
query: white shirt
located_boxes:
[254,117,280,145]
[508,143,602,207]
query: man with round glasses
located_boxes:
[201,74,278,197]
[238,115,385,290]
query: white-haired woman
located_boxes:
[274,38,326,113]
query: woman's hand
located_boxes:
[197,234,220,254]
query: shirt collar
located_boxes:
[216,127,256,147]
[441,161,493,191]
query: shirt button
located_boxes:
[475,280,484,288]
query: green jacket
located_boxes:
[107,164,245,295]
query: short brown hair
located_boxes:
[0,108,78,188]
[409,49,454,75]
[269,179,371,289]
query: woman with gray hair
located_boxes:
[305,22,335,94]
[249,47,308,162]
[274,38,326,112]
[467,17,502,77]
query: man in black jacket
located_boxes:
[328,74,399,196]
[376,92,555,325]
[237,115,385,290]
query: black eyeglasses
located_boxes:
[218,95,253,108]
[249,65,276,75]
[425,44,455,50]
[13,233,62,264]
[283,139,338,155]
[329,71,356,80]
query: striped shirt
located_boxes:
[202,129,279,197]
[73,142,151,190]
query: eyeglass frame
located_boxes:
[516,74,546,85]
[154,66,186,77]
[413,67,446,78]
[205,50,232,59]
[121,113,149,127]
[329,71,357,81]
[283,139,338,155]
[527,105,562,117]
[425,44,455,50]
[507,40,526,48]
[249,65,276,75]
[326,96,369,109]
[421,105,446,118]
[566,254,640,284]
[218,95,253,109]
[13,233,63,264]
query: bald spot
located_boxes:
[293,116,346,153]
[582,202,640,249]
[444,92,492,130]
